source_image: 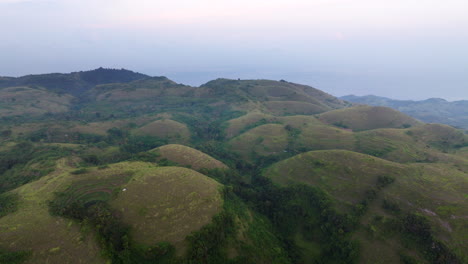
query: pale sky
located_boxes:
[1,0,467,100]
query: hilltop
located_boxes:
[0,68,149,96]
[341,95,468,130]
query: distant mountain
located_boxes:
[0,68,149,96]
[341,95,468,130]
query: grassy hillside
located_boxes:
[0,86,74,117]
[151,144,228,170]
[407,123,467,150]
[200,79,346,106]
[227,110,468,169]
[318,105,421,131]
[0,158,105,264]
[265,150,467,263]
[110,165,223,252]
[133,119,191,143]
[229,124,289,159]
[353,128,435,163]
[225,111,275,138]
[0,160,225,262]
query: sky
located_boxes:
[0,0,467,100]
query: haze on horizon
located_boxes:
[0,0,467,101]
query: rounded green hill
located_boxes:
[265,149,468,262]
[110,166,223,251]
[134,119,191,142]
[0,160,225,262]
[151,144,228,170]
[318,105,421,131]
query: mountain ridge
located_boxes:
[0,68,150,96]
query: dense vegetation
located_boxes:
[0,69,466,263]
[0,143,71,193]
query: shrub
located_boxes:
[0,193,19,218]
[71,168,89,175]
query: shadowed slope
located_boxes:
[0,68,148,96]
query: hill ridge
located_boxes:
[341,94,468,129]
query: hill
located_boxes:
[151,144,228,171]
[341,95,468,130]
[0,86,74,118]
[133,119,191,143]
[199,79,348,114]
[0,69,466,264]
[0,158,106,264]
[0,160,224,262]
[0,68,148,96]
[317,105,421,131]
[265,150,467,263]
[109,165,223,252]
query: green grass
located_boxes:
[264,149,468,262]
[0,158,105,264]
[0,160,228,263]
[0,193,19,218]
[110,165,223,254]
